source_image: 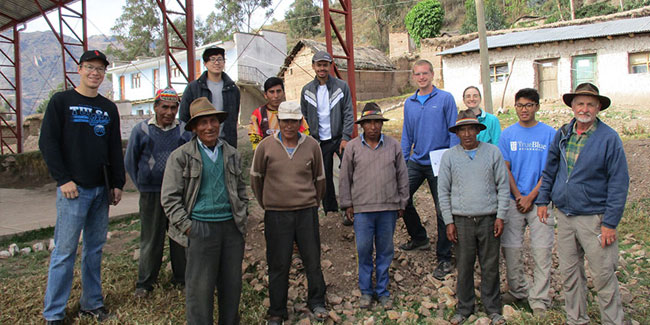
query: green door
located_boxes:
[572,54,597,90]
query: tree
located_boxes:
[460,0,507,34]
[285,0,321,39]
[214,0,273,35]
[363,0,404,52]
[404,0,445,46]
[36,83,65,114]
[106,0,162,61]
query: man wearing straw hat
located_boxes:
[438,109,509,325]
[339,102,409,310]
[161,97,248,325]
[251,101,329,324]
[536,83,629,325]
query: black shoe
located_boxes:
[79,306,112,321]
[46,320,64,325]
[399,239,431,251]
[433,261,453,280]
[342,214,353,226]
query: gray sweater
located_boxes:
[437,142,510,225]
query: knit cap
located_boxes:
[155,87,179,103]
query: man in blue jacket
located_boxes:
[536,83,628,325]
[400,59,459,280]
[125,87,191,298]
[178,46,240,148]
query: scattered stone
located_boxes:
[502,305,518,320]
[321,244,331,253]
[32,242,45,252]
[394,272,404,282]
[631,320,640,325]
[351,289,361,297]
[322,259,333,269]
[418,305,431,317]
[438,286,455,296]
[421,301,436,309]
[297,317,311,325]
[0,251,10,259]
[8,244,19,256]
[253,284,264,292]
[48,239,55,251]
[328,294,343,305]
[620,286,633,304]
[386,310,400,320]
[328,310,341,323]
[343,301,353,310]
[362,316,375,325]
[106,231,112,239]
[263,298,270,308]
[467,314,478,323]
[474,317,490,325]
[20,247,31,255]
[133,249,140,260]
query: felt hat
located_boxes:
[449,109,487,133]
[355,102,389,124]
[185,97,228,131]
[562,82,611,110]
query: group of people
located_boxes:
[38,47,629,325]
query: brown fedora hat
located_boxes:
[355,102,389,124]
[185,97,228,131]
[562,82,611,110]
[448,109,487,133]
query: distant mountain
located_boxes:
[0,31,116,116]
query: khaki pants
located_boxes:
[556,209,623,325]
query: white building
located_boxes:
[107,30,287,120]
[438,16,650,108]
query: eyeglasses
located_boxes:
[82,64,106,73]
[515,103,537,109]
[208,57,225,63]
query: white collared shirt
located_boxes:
[197,138,222,162]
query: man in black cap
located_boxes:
[536,82,628,325]
[300,50,354,224]
[40,50,125,324]
[179,46,241,147]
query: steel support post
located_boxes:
[156,0,196,88]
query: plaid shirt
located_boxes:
[565,119,599,176]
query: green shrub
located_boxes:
[404,0,445,46]
[576,1,618,18]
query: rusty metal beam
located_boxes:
[0,25,22,154]
[323,0,357,136]
[156,0,195,89]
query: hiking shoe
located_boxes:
[342,214,353,226]
[359,294,373,309]
[489,313,506,324]
[378,295,393,310]
[433,261,453,280]
[267,316,283,325]
[79,306,112,321]
[501,292,526,305]
[134,287,150,298]
[449,313,468,325]
[399,239,431,251]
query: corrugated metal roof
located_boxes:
[1,0,77,31]
[439,16,650,56]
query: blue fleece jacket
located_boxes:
[125,120,192,192]
[536,118,629,229]
[401,87,459,165]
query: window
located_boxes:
[131,73,141,89]
[629,52,649,74]
[489,63,509,82]
[171,66,180,78]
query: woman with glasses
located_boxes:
[461,86,501,145]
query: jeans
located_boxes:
[265,207,326,319]
[185,219,244,325]
[43,185,109,321]
[137,192,186,290]
[404,160,451,262]
[354,211,397,297]
[455,215,502,317]
[320,138,341,212]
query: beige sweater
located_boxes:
[250,133,326,211]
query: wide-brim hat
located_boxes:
[277,101,303,120]
[355,102,389,124]
[562,82,611,110]
[185,97,228,131]
[449,109,487,133]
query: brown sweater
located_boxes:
[339,134,409,213]
[250,133,326,211]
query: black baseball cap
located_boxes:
[312,50,333,63]
[80,50,109,66]
[202,46,225,62]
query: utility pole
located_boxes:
[475,0,494,113]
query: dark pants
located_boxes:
[265,207,326,319]
[137,192,186,290]
[186,219,244,325]
[320,138,341,212]
[455,215,502,316]
[404,160,452,262]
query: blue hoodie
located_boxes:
[536,118,629,229]
[401,87,459,165]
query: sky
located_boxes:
[23,0,293,37]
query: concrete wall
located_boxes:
[441,34,650,108]
[282,47,408,102]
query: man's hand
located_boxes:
[345,207,354,223]
[516,194,535,213]
[494,218,504,237]
[60,181,79,199]
[397,209,405,218]
[537,206,549,224]
[601,226,617,248]
[111,188,122,206]
[446,224,458,243]
[339,140,348,155]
